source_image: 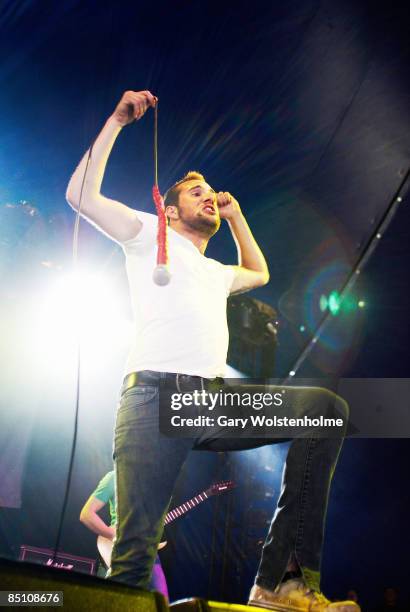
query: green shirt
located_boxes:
[92,471,116,527]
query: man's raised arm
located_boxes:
[217,192,270,294]
[66,90,156,243]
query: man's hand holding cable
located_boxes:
[111,90,157,127]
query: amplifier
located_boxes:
[227,296,278,378]
[19,545,96,575]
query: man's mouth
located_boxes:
[202,205,216,215]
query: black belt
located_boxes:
[121,370,224,395]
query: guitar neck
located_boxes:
[97,482,233,567]
[164,490,209,525]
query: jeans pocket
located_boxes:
[114,386,159,456]
[120,385,159,408]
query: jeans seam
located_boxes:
[295,438,316,555]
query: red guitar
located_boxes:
[97,480,236,568]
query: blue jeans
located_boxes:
[100,555,168,597]
[109,372,347,593]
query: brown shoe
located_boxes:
[248,579,361,611]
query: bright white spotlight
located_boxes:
[29,269,132,369]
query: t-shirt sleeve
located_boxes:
[92,471,115,504]
[120,210,158,253]
[223,264,236,295]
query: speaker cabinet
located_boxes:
[0,557,167,611]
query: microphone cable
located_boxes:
[52,142,94,563]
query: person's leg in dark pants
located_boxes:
[195,384,348,595]
[255,436,344,592]
[109,384,192,588]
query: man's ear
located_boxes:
[165,205,179,222]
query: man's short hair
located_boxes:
[164,171,205,208]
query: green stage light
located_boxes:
[328,291,341,316]
[319,295,328,312]
[319,292,363,316]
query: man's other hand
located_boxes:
[112,90,157,127]
[217,191,241,220]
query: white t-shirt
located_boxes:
[121,211,235,378]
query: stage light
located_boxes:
[319,295,328,312]
[319,291,347,316]
[29,270,132,370]
[299,325,305,332]
[289,370,295,377]
[328,291,341,316]
[319,290,365,318]
[39,271,124,330]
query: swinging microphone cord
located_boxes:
[52,143,93,562]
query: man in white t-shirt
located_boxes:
[66,91,358,611]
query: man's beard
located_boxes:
[179,210,221,237]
